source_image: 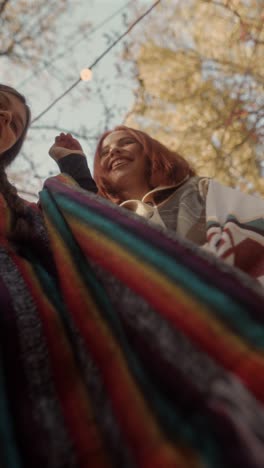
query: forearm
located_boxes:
[57,154,98,193]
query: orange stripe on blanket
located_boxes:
[9,250,111,468]
[44,215,201,468]
[68,218,264,404]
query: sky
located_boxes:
[0,0,152,197]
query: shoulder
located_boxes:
[178,176,210,201]
[197,177,210,200]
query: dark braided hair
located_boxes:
[0,84,31,240]
[0,85,57,277]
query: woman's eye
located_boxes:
[121,139,134,146]
[100,149,108,157]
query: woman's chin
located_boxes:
[0,141,9,154]
[109,166,131,181]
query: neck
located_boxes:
[118,183,151,202]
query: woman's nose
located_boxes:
[109,145,121,157]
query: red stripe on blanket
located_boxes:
[44,215,201,468]
[9,250,111,468]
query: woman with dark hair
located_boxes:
[0,84,31,167]
[0,84,33,241]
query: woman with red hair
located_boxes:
[51,125,264,285]
[51,125,207,246]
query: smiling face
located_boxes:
[0,91,27,156]
[99,130,151,200]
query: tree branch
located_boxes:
[30,125,98,141]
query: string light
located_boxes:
[17,0,133,89]
[80,68,93,81]
[31,0,161,124]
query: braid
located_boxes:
[0,170,56,278]
[0,170,32,241]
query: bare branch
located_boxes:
[30,125,98,141]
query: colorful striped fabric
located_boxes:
[0,174,264,468]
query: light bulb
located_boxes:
[80,68,93,81]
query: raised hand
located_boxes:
[49,133,85,161]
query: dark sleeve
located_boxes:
[57,154,98,193]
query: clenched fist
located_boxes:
[49,133,85,161]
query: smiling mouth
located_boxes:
[111,158,131,170]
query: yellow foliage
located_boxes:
[126,0,264,193]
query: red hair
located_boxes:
[93,125,195,203]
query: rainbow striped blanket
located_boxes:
[0,174,264,468]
